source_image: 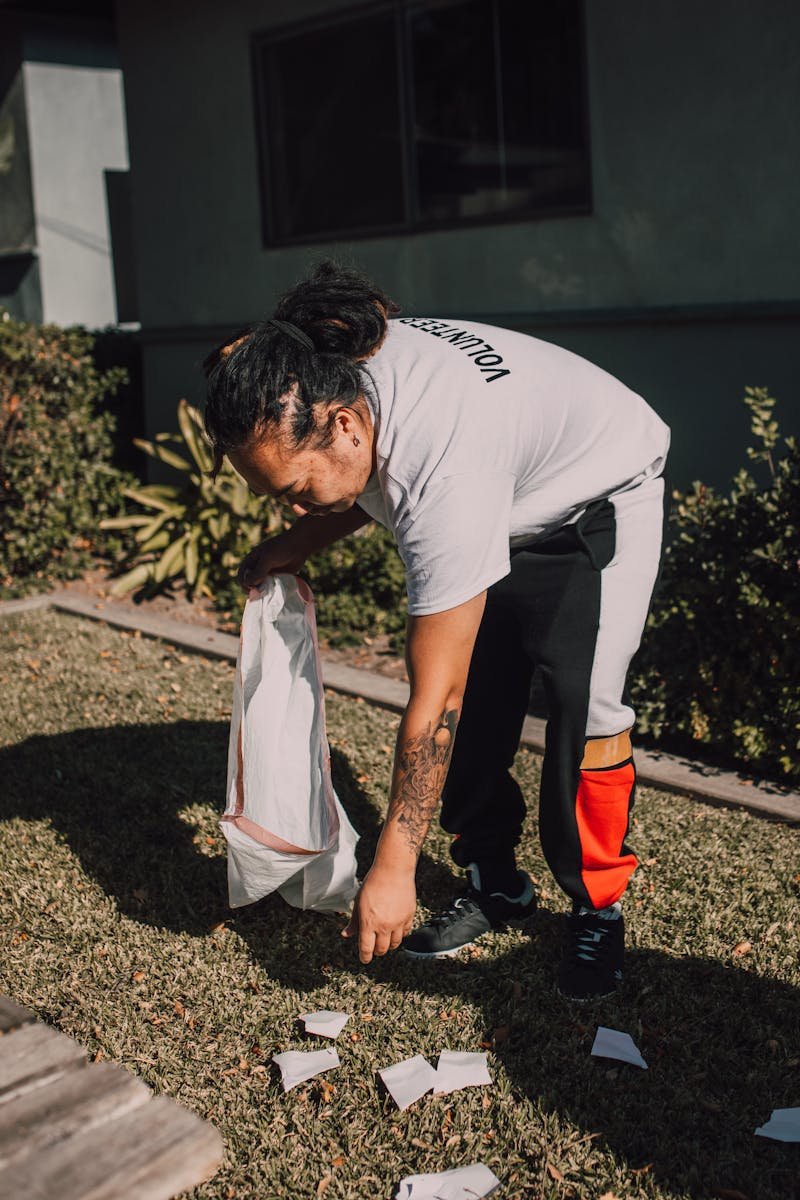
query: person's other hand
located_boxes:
[237,530,308,591]
[342,864,416,964]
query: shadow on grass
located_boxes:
[0,720,455,946]
[1,721,797,1200]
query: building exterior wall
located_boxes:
[22,54,129,327]
[0,24,40,321]
[0,13,130,328]
[115,0,800,486]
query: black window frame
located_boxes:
[251,0,592,247]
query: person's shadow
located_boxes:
[2,720,797,1200]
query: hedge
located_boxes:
[0,311,132,596]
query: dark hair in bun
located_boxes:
[203,260,398,471]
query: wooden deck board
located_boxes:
[0,997,34,1033]
[0,1093,224,1200]
[0,1022,87,1103]
[0,997,223,1198]
[0,1059,151,1170]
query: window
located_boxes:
[253,0,590,244]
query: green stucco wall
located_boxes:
[115,0,799,486]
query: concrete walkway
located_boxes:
[2,590,799,825]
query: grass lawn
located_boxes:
[1,609,798,1200]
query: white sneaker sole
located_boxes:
[400,942,475,960]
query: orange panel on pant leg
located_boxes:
[575,762,637,909]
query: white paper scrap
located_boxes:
[379,1054,438,1111]
[394,1162,501,1200]
[272,1048,340,1092]
[755,1107,800,1142]
[591,1027,648,1070]
[433,1050,493,1095]
[300,1010,350,1039]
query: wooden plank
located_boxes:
[50,590,240,661]
[0,1023,86,1103]
[0,1060,151,1169]
[0,1093,224,1200]
[322,657,410,712]
[0,997,35,1034]
[0,594,52,618]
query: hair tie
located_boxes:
[267,318,315,352]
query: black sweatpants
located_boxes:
[441,474,667,910]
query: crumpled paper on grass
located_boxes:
[300,1010,350,1039]
[754,1107,800,1142]
[394,1162,501,1199]
[379,1055,438,1110]
[591,1026,648,1069]
[433,1050,492,1095]
[272,1048,340,1091]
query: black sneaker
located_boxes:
[557,903,624,1001]
[402,865,537,958]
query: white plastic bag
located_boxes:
[220,573,359,912]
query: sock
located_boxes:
[577,900,622,921]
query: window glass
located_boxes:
[261,12,404,240]
[254,0,589,242]
[410,0,500,223]
[497,0,589,213]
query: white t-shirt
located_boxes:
[356,318,670,617]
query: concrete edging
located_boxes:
[3,590,799,825]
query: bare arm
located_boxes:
[239,505,373,587]
[344,591,487,962]
[375,591,486,871]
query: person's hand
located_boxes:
[237,530,309,591]
[342,864,416,964]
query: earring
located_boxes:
[353,435,360,446]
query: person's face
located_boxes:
[227,402,374,518]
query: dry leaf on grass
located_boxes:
[316,1175,332,1197]
[546,1163,565,1182]
[732,941,752,956]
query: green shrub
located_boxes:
[0,310,131,596]
[102,399,285,609]
[106,398,408,642]
[303,523,407,647]
[629,388,799,782]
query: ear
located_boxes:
[332,406,357,438]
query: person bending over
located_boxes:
[203,262,670,1002]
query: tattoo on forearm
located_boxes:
[389,708,459,856]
